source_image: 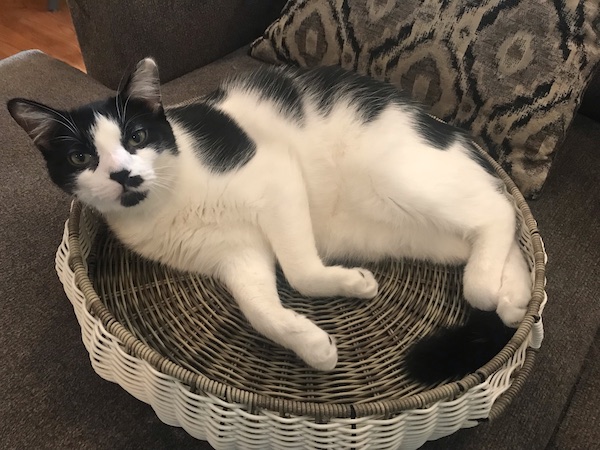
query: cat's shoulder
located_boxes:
[166,100,256,173]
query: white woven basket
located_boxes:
[55,197,547,450]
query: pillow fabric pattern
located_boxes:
[250,0,600,198]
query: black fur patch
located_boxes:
[404,309,516,385]
[463,140,499,176]
[414,112,458,150]
[120,190,148,207]
[413,113,500,176]
[168,103,256,173]
[233,68,304,122]
[299,65,408,122]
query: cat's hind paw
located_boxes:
[462,266,500,312]
[496,298,527,328]
[496,274,531,327]
[496,244,532,327]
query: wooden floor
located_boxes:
[0,0,85,72]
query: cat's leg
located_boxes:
[217,249,337,370]
[257,169,378,299]
[262,213,378,298]
[461,194,516,313]
[367,158,515,311]
[496,241,532,326]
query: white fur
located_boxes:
[78,83,531,371]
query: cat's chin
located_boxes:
[77,191,149,215]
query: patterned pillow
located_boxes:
[250,0,600,198]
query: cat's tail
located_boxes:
[403,309,516,385]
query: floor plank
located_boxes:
[0,0,85,72]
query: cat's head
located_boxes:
[8,58,177,213]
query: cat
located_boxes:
[8,58,531,381]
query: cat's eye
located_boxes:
[128,129,148,147]
[68,151,92,167]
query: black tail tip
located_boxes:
[404,309,516,385]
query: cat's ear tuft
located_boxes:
[7,98,60,147]
[121,57,162,112]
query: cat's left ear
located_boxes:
[121,58,163,112]
[7,98,62,148]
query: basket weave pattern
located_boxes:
[55,150,547,449]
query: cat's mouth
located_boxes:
[120,189,149,208]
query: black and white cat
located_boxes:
[8,59,531,378]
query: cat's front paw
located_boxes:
[341,268,379,299]
[302,332,338,371]
[289,315,338,370]
[291,266,378,299]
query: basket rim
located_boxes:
[66,145,546,420]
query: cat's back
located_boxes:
[168,65,430,172]
[170,65,420,136]
[163,65,493,204]
[213,64,418,131]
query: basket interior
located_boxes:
[89,228,470,405]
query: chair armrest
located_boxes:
[68,0,286,89]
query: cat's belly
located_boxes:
[313,211,471,265]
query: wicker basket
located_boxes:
[55,150,547,450]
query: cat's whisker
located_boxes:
[115,92,122,123]
[148,169,176,189]
[144,179,176,197]
[124,112,153,130]
[151,177,177,192]
[34,103,80,136]
[67,112,81,138]
[115,71,128,123]
[45,116,81,137]
[151,183,175,194]
[51,135,82,144]
[122,91,134,122]
[33,114,75,136]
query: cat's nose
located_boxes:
[110,170,143,188]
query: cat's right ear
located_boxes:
[7,98,60,148]
[120,58,163,112]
